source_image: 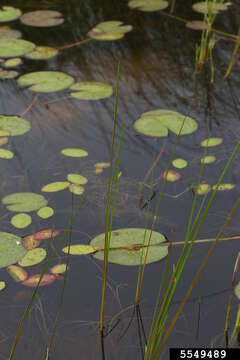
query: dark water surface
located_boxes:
[1,1,240,359]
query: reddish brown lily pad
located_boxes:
[22,235,41,250]
[186,20,208,31]
[33,229,60,241]
[20,11,64,28]
[22,273,56,287]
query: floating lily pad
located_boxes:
[88,21,132,41]
[0,26,21,39]
[0,39,35,58]
[25,46,59,60]
[18,71,74,93]
[67,174,88,185]
[41,181,70,192]
[37,206,54,219]
[11,213,32,229]
[134,110,198,137]
[128,0,169,12]
[33,229,60,241]
[95,167,103,174]
[20,10,64,27]
[201,137,223,147]
[172,158,188,169]
[22,235,41,250]
[7,265,28,282]
[69,184,85,195]
[18,248,47,267]
[50,263,67,274]
[22,273,56,287]
[0,232,27,269]
[212,183,235,191]
[70,82,113,100]
[195,183,211,195]
[0,136,8,145]
[62,244,97,255]
[0,115,30,136]
[201,155,216,164]
[94,162,110,168]
[163,169,181,182]
[0,281,6,291]
[0,6,22,23]
[192,2,231,15]
[2,192,48,212]
[0,148,13,159]
[61,148,88,157]
[3,57,22,68]
[0,69,18,79]
[90,228,168,266]
[186,20,208,31]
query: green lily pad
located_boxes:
[69,184,85,195]
[0,232,27,269]
[67,174,88,185]
[20,10,64,27]
[37,206,54,219]
[7,265,28,282]
[192,2,231,15]
[0,6,22,23]
[70,82,113,100]
[0,39,35,58]
[3,57,22,68]
[172,158,188,169]
[128,0,169,12]
[90,228,168,266]
[195,183,211,195]
[201,155,216,164]
[134,110,198,137]
[11,213,32,229]
[61,148,88,157]
[0,115,30,136]
[18,71,74,93]
[88,21,132,41]
[0,26,21,39]
[0,148,13,159]
[41,181,70,192]
[0,69,18,79]
[2,192,48,212]
[212,183,235,191]
[50,263,67,274]
[25,46,59,60]
[62,244,97,255]
[201,137,223,147]
[18,248,47,267]
[0,281,6,291]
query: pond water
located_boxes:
[1,1,240,359]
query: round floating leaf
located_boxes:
[186,20,208,31]
[11,213,32,229]
[201,155,216,164]
[18,71,74,93]
[22,235,41,250]
[201,137,223,147]
[20,10,64,27]
[0,115,30,136]
[25,46,59,60]
[0,6,22,23]
[90,228,168,266]
[0,232,27,269]
[94,162,110,168]
[128,0,169,12]
[195,183,211,195]
[0,39,35,58]
[3,57,22,68]
[0,148,13,159]
[212,183,235,191]
[67,173,88,185]
[69,184,85,195]
[192,2,231,15]
[0,281,6,291]
[234,281,240,300]
[134,116,168,137]
[18,248,47,267]
[33,229,60,241]
[61,148,88,157]
[172,158,188,169]
[0,69,18,79]
[0,26,21,39]
[62,244,97,255]
[37,206,54,219]
[0,137,8,145]
[70,82,113,100]
[50,263,67,274]
[2,192,48,212]
[88,21,132,41]
[41,181,70,192]
[163,169,181,182]
[22,273,56,287]
[95,167,103,174]
[7,265,27,282]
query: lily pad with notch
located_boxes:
[25,46,59,60]
[2,192,48,212]
[0,6,22,23]
[0,232,27,269]
[0,39,35,58]
[70,82,113,100]
[128,0,169,12]
[88,21,132,41]
[20,10,64,28]
[0,115,30,136]
[192,1,231,15]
